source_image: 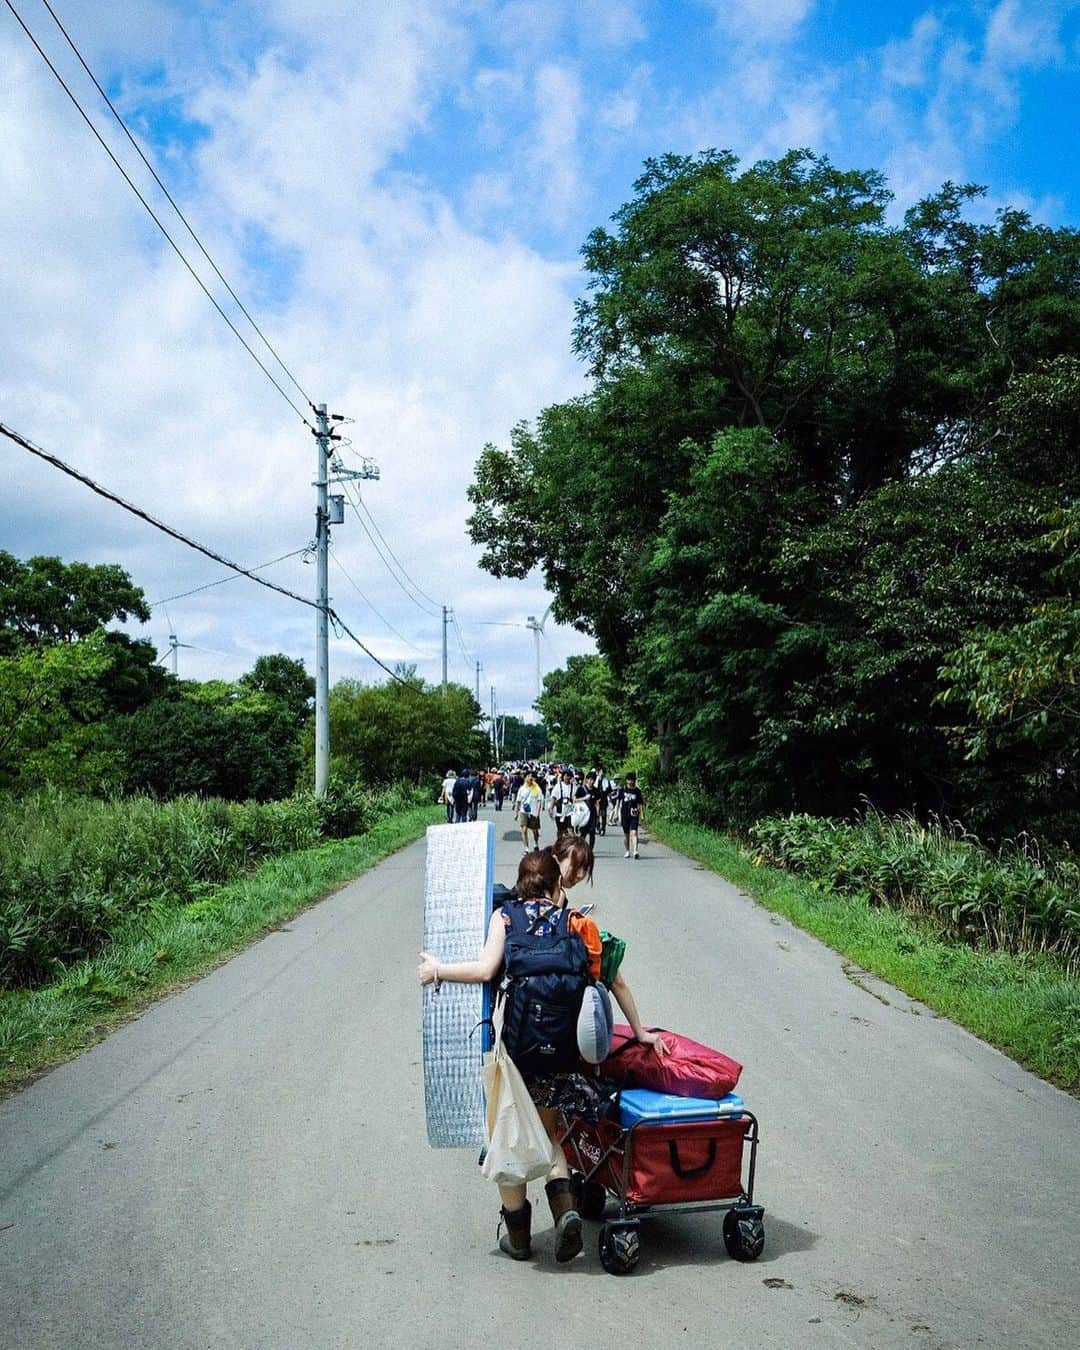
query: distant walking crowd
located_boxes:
[439,762,646,859]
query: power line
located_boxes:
[330,612,421,689]
[35,0,314,411]
[0,420,416,688]
[3,0,314,428]
[2,420,322,608]
[150,548,308,606]
[451,612,472,668]
[338,480,441,619]
[329,545,428,656]
[348,482,443,612]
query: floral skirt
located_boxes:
[526,1070,612,1123]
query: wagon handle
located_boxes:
[667,1139,717,1179]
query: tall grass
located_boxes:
[0,801,440,1094]
[749,811,1080,969]
[0,782,428,989]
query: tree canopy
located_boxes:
[469,150,1080,842]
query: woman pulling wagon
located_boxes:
[418,841,667,1264]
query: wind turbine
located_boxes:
[524,604,553,705]
[164,631,197,677]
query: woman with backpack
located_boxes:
[417,847,667,1266]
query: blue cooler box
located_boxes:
[617,1087,745,1127]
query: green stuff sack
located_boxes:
[599,930,626,985]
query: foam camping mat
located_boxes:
[422,821,494,1147]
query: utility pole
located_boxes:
[310,404,378,797]
[489,684,496,760]
[442,606,449,691]
[475,659,482,705]
[314,403,332,798]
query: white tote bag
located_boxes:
[480,1011,555,1186]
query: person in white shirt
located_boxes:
[515,772,544,852]
[547,768,575,838]
[440,770,457,824]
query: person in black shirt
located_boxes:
[619,772,645,859]
[593,765,610,836]
[571,772,599,850]
[451,772,472,824]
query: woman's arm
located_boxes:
[418,912,506,987]
[611,970,668,1057]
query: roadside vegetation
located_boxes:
[0,788,440,1095]
[0,549,480,1093]
[649,798,1080,1092]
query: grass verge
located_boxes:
[650,814,1080,1094]
[0,803,441,1097]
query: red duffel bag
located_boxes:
[599,1024,742,1099]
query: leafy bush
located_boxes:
[648,778,724,829]
[0,781,427,988]
[749,811,1080,966]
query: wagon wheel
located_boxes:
[599,1220,640,1274]
[723,1206,765,1262]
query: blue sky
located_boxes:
[2,0,1079,721]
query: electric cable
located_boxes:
[1,420,415,688]
[3,0,314,428]
[451,611,473,670]
[35,0,314,411]
[150,548,308,606]
[350,487,443,612]
[338,480,441,618]
[329,545,428,656]
[330,611,420,688]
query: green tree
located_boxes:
[0,632,121,793]
[468,150,1080,839]
[0,552,150,653]
[498,715,548,761]
[536,655,628,767]
[238,654,315,727]
[327,677,486,784]
[117,696,302,801]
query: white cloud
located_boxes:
[984,0,1063,72]
[699,0,816,43]
[881,13,942,89]
[526,63,585,228]
[1,2,595,718]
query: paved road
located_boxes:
[2,810,1078,1350]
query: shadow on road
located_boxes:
[519,1210,817,1279]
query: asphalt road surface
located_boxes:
[2,809,1078,1350]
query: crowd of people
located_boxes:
[438,762,646,859]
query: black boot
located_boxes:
[498,1199,532,1261]
[545,1179,583,1263]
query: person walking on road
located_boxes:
[440,769,457,824]
[418,848,667,1265]
[548,768,575,838]
[492,769,506,812]
[573,771,599,851]
[515,771,544,851]
[451,771,472,824]
[594,765,610,836]
[620,772,646,858]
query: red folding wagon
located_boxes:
[561,1088,765,1275]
